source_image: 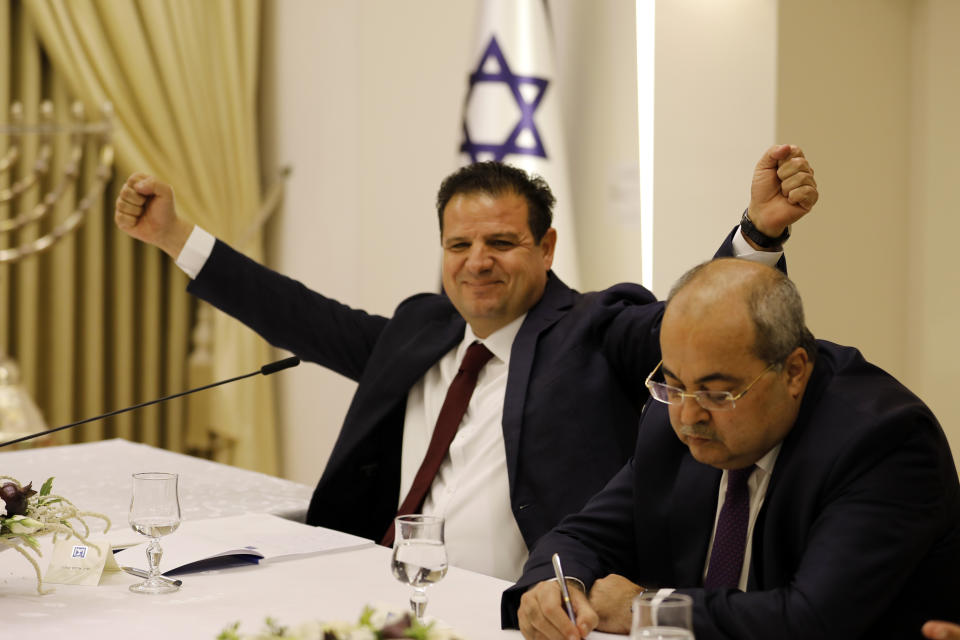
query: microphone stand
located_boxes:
[0,357,300,449]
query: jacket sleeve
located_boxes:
[501,457,641,628]
[714,225,788,273]
[187,239,389,381]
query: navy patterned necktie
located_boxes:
[704,465,755,589]
[380,342,494,547]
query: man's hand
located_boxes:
[747,144,818,243]
[114,173,194,258]
[518,579,597,640]
[923,621,960,640]
[588,574,645,634]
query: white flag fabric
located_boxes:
[458,0,581,290]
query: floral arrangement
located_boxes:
[217,605,465,640]
[0,476,110,594]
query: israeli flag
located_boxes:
[459,0,580,289]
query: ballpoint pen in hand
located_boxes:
[551,553,577,623]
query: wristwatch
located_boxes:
[740,209,790,249]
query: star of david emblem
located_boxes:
[460,36,550,163]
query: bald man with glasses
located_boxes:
[504,259,960,640]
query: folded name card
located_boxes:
[44,539,120,586]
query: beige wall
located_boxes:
[776,0,911,376]
[777,0,959,467]
[551,0,644,291]
[651,0,777,298]
[907,0,960,467]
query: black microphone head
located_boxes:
[260,357,300,376]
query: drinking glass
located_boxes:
[630,592,695,639]
[390,514,448,621]
[128,472,181,594]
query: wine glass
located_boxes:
[390,514,448,622]
[128,472,181,594]
[630,592,695,639]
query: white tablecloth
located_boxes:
[2,540,517,639]
[0,439,540,639]
[0,438,314,529]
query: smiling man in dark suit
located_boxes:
[506,258,960,638]
[114,146,817,581]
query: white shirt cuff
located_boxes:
[175,225,216,280]
[549,576,587,592]
[732,226,784,267]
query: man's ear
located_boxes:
[540,227,557,270]
[783,346,812,398]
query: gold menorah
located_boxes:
[0,99,114,443]
[1,100,114,261]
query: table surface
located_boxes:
[0,439,593,639]
[0,438,314,528]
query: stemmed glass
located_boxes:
[390,514,448,622]
[630,592,695,639]
[128,472,181,594]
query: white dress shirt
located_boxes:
[176,226,216,278]
[401,318,528,581]
[731,227,784,267]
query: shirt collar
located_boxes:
[754,442,782,477]
[462,314,526,366]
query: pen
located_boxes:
[551,552,577,624]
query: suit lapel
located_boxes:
[669,455,722,585]
[502,272,575,489]
[333,311,466,461]
[748,352,831,589]
[372,317,465,400]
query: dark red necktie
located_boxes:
[704,465,755,589]
[380,341,494,547]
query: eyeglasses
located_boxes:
[644,360,778,411]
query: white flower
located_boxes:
[289,620,325,640]
[367,609,388,628]
[429,626,462,640]
[220,606,467,640]
[370,603,407,629]
[6,515,43,534]
[346,628,376,640]
[0,500,6,516]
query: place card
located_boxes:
[44,539,120,586]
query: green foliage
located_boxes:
[264,617,288,636]
[216,622,241,640]
[215,607,460,640]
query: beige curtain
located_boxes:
[2,0,278,474]
[0,1,188,453]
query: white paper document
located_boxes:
[113,513,372,575]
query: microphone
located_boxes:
[0,356,300,448]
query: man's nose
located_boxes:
[465,244,493,271]
[679,394,708,425]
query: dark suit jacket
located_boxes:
[189,231,755,547]
[502,341,960,638]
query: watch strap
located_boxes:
[740,209,790,249]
